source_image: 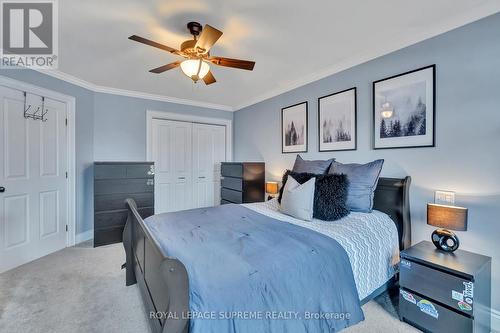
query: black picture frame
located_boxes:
[281,101,308,154]
[318,87,357,152]
[373,64,436,150]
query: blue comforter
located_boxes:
[145,204,364,333]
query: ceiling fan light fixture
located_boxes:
[180,59,210,82]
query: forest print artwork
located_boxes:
[282,102,308,153]
[374,65,435,149]
[319,88,357,151]
[379,81,426,138]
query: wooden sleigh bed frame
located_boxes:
[123,176,412,333]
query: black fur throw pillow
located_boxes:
[278,170,350,221]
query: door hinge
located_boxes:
[65,172,68,178]
[65,225,68,232]
[65,118,68,126]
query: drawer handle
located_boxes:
[178,177,186,179]
[146,179,154,186]
[198,176,206,179]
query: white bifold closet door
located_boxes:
[0,86,68,273]
[151,119,226,214]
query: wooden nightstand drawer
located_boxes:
[400,258,474,315]
[399,241,491,333]
[400,288,473,333]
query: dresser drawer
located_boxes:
[400,288,472,333]
[126,164,154,178]
[94,226,125,247]
[95,164,127,179]
[221,188,242,204]
[221,164,243,178]
[400,258,474,315]
[95,178,154,195]
[95,192,153,212]
[95,207,153,229]
[221,199,233,205]
[221,177,243,191]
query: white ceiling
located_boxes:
[57,0,500,110]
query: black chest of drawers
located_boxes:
[399,241,491,333]
[220,162,265,204]
[94,162,155,247]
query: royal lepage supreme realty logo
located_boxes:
[1,0,58,68]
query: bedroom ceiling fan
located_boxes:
[129,22,255,85]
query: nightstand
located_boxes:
[399,241,491,333]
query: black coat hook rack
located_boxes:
[23,92,48,122]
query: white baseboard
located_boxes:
[75,229,93,244]
[492,308,500,332]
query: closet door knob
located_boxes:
[0,187,5,193]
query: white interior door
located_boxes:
[192,123,226,208]
[0,86,68,273]
[152,119,193,213]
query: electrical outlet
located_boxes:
[434,190,455,205]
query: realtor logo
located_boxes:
[1,0,58,68]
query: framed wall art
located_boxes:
[318,87,357,152]
[373,65,435,149]
[281,101,308,153]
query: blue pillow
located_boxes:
[329,159,384,213]
[292,155,334,174]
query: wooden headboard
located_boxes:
[373,177,411,251]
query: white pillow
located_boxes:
[279,176,315,221]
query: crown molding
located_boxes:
[35,69,234,112]
[233,8,500,111]
[31,7,499,113]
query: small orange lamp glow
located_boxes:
[265,182,279,195]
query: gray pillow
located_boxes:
[292,155,334,174]
[280,176,316,221]
[329,159,384,213]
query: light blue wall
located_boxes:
[234,13,500,311]
[0,69,232,234]
[93,93,232,161]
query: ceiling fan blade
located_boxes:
[195,25,223,54]
[209,56,255,71]
[203,70,216,85]
[149,61,181,74]
[129,35,181,55]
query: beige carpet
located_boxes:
[0,242,420,333]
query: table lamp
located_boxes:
[265,181,279,200]
[427,203,468,252]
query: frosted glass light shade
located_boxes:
[180,59,210,81]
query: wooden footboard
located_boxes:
[123,199,189,333]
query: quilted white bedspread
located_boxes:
[244,198,400,300]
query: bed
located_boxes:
[123,177,411,333]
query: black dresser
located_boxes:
[94,162,155,247]
[399,241,491,333]
[220,162,265,204]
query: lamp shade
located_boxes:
[427,203,468,231]
[265,181,279,194]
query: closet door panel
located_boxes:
[193,123,226,208]
[152,119,193,213]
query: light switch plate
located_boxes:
[434,190,455,205]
